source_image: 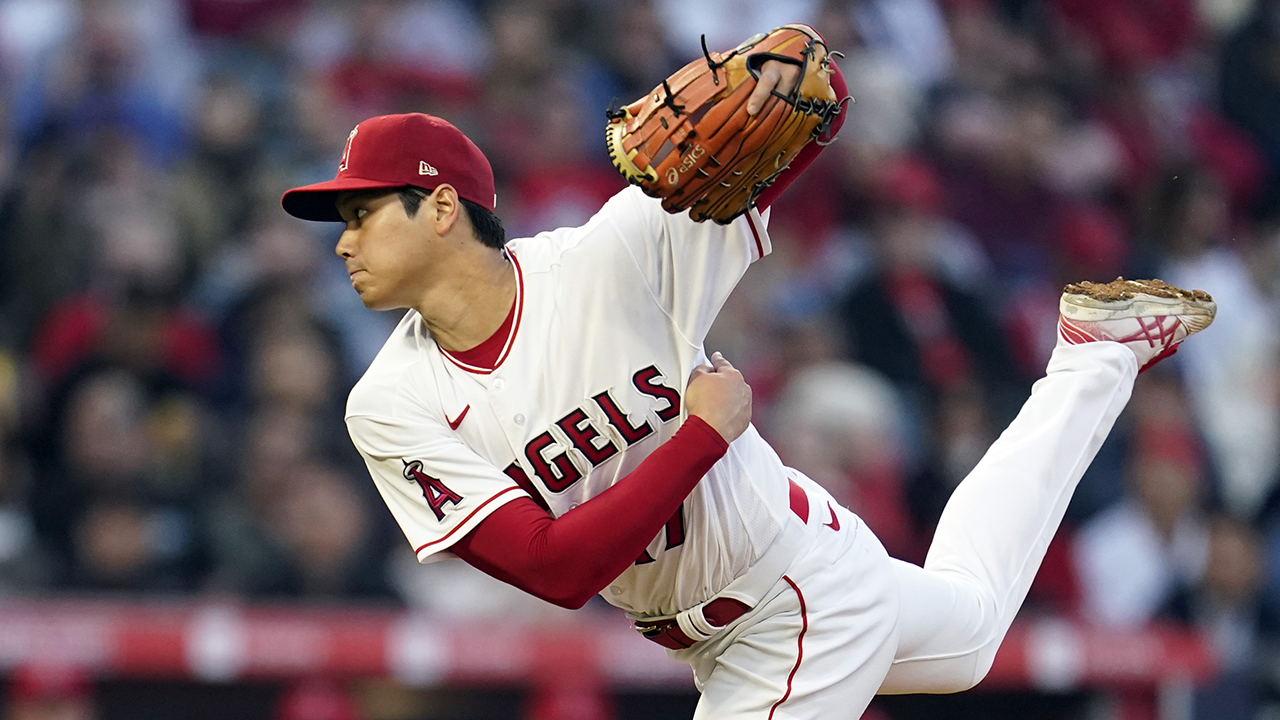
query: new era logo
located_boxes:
[419,161,438,176]
[339,126,358,172]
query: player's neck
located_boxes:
[414,247,515,353]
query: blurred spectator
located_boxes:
[273,464,395,599]
[906,381,998,532]
[204,404,314,593]
[70,499,181,590]
[186,0,303,40]
[289,0,488,91]
[582,0,681,110]
[0,352,50,593]
[935,80,1069,282]
[14,122,222,395]
[1221,0,1280,216]
[26,218,223,393]
[249,328,341,414]
[211,276,351,413]
[3,136,97,347]
[944,0,1046,94]
[206,404,393,600]
[8,0,193,165]
[169,75,275,273]
[1168,516,1266,720]
[836,0,953,92]
[192,201,323,319]
[1073,375,1212,628]
[3,664,95,720]
[307,1,488,122]
[1049,0,1202,74]
[28,366,210,591]
[652,0,819,58]
[835,153,1024,425]
[483,1,559,118]
[502,76,627,237]
[1152,167,1280,519]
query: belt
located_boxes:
[635,597,752,649]
[635,479,811,649]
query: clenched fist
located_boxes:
[685,352,753,442]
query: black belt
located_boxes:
[635,597,753,649]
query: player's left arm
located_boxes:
[451,416,726,608]
[751,59,848,211]
[450,354,752,609]
[604,57,847,347]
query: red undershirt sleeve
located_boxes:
[451,416,729,609]
[754,61,848,211]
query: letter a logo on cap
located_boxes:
[339,126,358,172]
[419,161,438,176]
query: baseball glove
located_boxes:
[606,24,847,224]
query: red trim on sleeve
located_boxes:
[451,416,729,608]
[746,212,765,259]
[414,486,527,554]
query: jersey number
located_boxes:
[634,503,687,565]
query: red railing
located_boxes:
[0,598,1217,718]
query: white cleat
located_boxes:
[1058,277,1216,372]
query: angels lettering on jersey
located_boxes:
[504,364,680,493]
[401,363,686,563]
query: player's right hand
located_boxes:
[747,59,802,116]
[685,352,753,442]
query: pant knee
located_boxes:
[960,647,999,691]
[880,630,1003,694]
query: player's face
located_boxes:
[334,190,435,310]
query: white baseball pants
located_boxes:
[678,342,1139,718]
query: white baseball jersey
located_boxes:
[344,185,1149,718]
[346,186,785,617]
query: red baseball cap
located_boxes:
[281,113,496,222]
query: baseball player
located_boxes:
[281,65,1215,720]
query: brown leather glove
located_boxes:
[606,24,848,224]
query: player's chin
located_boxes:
[357,292,390,311]
[356,290,400,312]
[351,283,382,309]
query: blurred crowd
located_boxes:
[1,0,1280,717]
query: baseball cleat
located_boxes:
[1058,278,1216,372]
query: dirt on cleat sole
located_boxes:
[1062,277,1214,304]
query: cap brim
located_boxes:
[281,177,407,222]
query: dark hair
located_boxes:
[398,187,506,250]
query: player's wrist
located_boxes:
[683,413,732,451]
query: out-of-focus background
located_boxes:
[0,0,1277,718]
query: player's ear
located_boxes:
[430,185,462,235]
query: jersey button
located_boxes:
[609,586,621,595]
[514,414,525,425]
[493,378,505,390]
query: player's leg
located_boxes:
[684,508,900,719]
[878,279,1215,694]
